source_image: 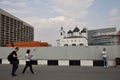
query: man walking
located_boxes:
[11,47,19,76]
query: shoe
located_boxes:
[12,74,17,76]
[32,72,36,74]
[106,66,108,68]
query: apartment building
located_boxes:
[0,9,34,46]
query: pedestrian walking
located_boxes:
[11,47,19,76]
[102,48,108,68]
[22,49,34,74]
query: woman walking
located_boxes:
[22,49,34,74]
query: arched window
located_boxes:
[60,32,62,36]
[79,44,83,46]
[72,44,76,46]
[64,44,68,46]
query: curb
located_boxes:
[0,59,115,66]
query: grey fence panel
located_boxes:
[0,45,120,60]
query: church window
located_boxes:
[61,32,62,35]
[79,44,83,46]
[71,40,73,42]
[72,44,76,46]
[64,44,68,46]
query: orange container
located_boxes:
[6,41,49,47]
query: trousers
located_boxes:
[22,61,34,73]
[103,57,108,67]
[11,61,18,75]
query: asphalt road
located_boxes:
[0,64,120,80]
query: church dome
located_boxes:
[81,28,87,33]
[67,30,73,34]
[73,27,80,32]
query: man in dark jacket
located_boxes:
[11,47,19,76]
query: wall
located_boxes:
[0,45,120,60]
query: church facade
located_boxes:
[56,27,88,46]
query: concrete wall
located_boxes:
[0,45,120,60]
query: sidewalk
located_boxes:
[0,64,120,80]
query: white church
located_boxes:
[56,27,88,46]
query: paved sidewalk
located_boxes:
[0,64,120,80]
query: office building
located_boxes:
[88,27,120,45]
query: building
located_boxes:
[57,27,88,46]
[0,9,34,46]
[118,31,120,45]
[88,27,120,45]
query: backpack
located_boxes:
[7,53,13,62]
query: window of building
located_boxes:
[61,32,62,36]
[72,44,76,46]
[64,44,68,46]
[74,40,77,42]
[71,40,73,42]
[79,44,83,46]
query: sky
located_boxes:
[0,0,120,46]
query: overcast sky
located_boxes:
[0,0,120,46]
